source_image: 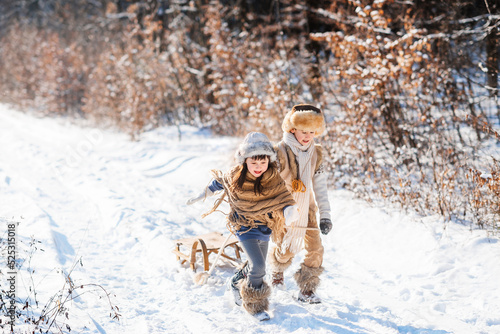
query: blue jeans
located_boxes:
[238,238,269,288]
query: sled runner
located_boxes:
[173,232,243,272]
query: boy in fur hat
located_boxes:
[269,104,332,304]
[187,132,299,321]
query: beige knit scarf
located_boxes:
[203,165,296,244]
[281,132,315,253]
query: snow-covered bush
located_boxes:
[311,0,499,230]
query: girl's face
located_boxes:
[291,129,316,145]
[245,156,269,178]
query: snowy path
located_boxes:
[1,104,499,334]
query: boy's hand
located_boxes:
[320,218,332,235]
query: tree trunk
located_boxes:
[486,27,498,97]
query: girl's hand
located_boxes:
[284,205,300,226]
[186,188,214,205]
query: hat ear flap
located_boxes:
[282,110,294,133]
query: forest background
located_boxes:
[0,0,499,232]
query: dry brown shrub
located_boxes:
[311,0,498,229]
[467,161,500,231]
[0,22,88,115]
[82,6,208,138]
[202,3,314,140]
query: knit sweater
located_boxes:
[275,141,331,220]
[205,166,296,244]
[208,179,277,241]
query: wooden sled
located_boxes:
[172,232,243,272]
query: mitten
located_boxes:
[186,187,214,205]
[319,218,332,235]
[283,205,300,226]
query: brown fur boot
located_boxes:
[238,279,271,316]
[294,263,324,303]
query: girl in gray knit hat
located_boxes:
[187,132,299,321]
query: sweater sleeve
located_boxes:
[208,179,224,193]
[312,165,331,221]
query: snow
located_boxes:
[0,104,499,334]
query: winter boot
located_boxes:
[253,311,271,321]
[294,263,324,304]
[238,279,271,321]
[271,271,284,288]
[230,261,248,306]
[268,246,293,288]
[298,291,322,304]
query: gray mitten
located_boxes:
[186,187,214,205]
[319,218,332,235]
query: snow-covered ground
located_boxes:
[1,104,499,334]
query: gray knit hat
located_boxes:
[235,132,277,164]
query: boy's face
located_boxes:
[291,129,316,146]
[245,156,269,178]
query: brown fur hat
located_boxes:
[282,104,326,136]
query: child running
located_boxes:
[186,132,298,321]
[269,104,332,304]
